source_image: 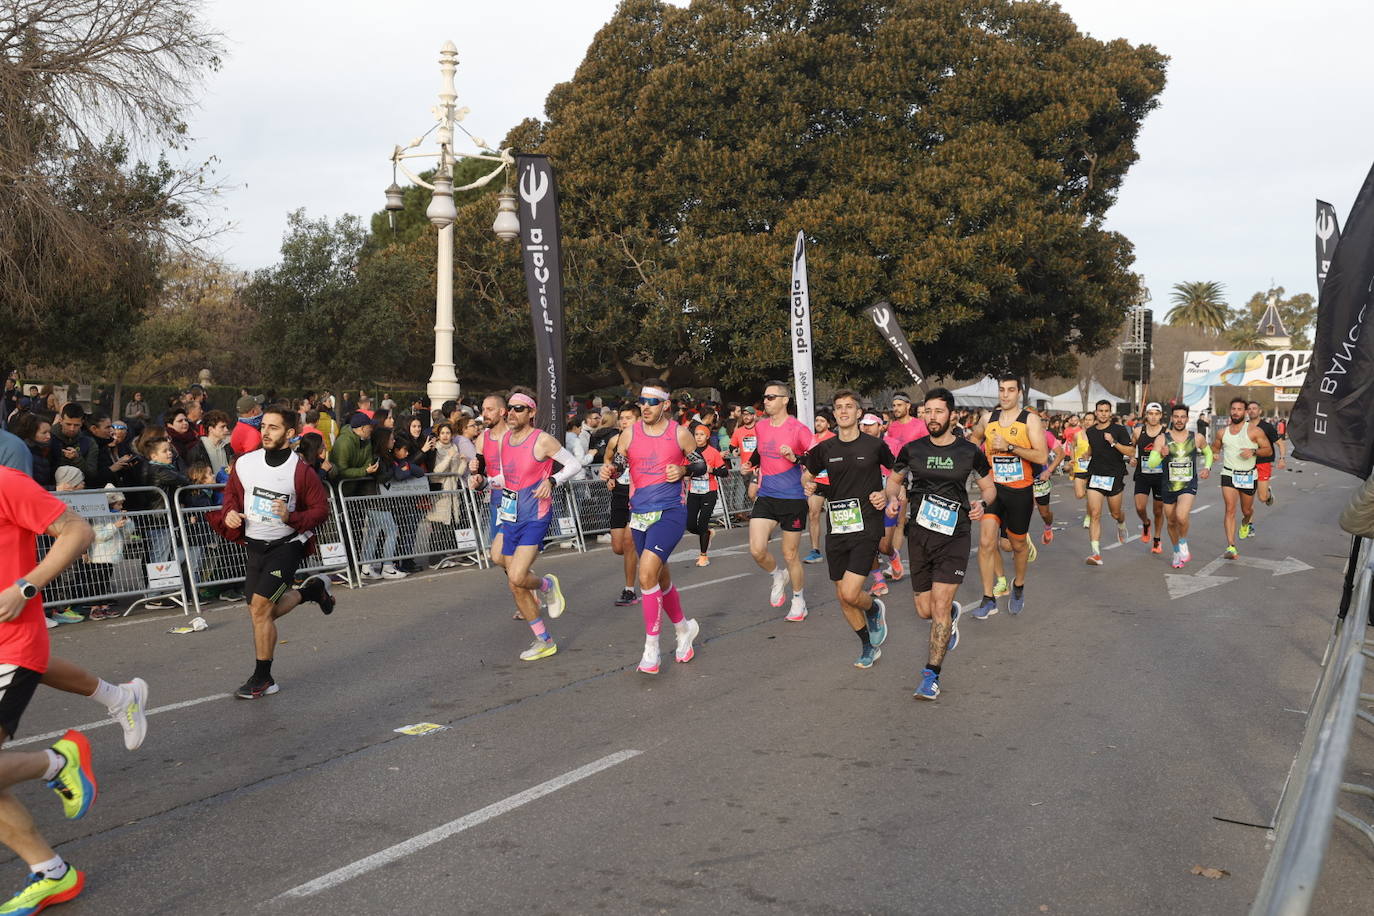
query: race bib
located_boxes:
[1076,458,1089,473]
[1168,460,1193,484]
[992,455,1024,484]
[742,435,757,453]
[827,498,865,535]
[630,510,662,532]
[1139,456,1162,474]
[1089,474,1116,492]
[689,477,710,495]
[498,489,518,523]
[915,493,959,536]
[248,486,291,523]
[1033,478,1051,498]
[1231,468,1256,488]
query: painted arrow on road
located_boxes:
[1166,573,1238,600]
[1169,554,1313,599]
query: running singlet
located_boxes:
[482,429,506,505]
[1070,430,1091,474]
[1033,430,1060,496]
[1134,425,1165,479]
[1085,423,1130,478]
[627,421,687,512]
[894,437,992,539]
[1221,421,1257,474]
[498,429,552,523]
[883,417,928,459]
[1164,433,1200,492]
[688,445,725,495]
[981,408,1034,488]
[803,434,894,535]
[754,416,814,499]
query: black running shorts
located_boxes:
[907,526,971,593]
[243,537,306,604]
[609,484,630,529]
[826,533,883,582]
[751,496,807,533]
[1134,473,1166,501]
[1221,472,1256,495]
[984,484,1035,537]
[1086,474,1125,497]
[0,664,42,740]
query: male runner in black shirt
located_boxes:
[1080,399,1134,567]
[1247,401,1283,507]
[802,390,894,670]
[884,388,995,701]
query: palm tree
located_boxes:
[1165,281,1229,335]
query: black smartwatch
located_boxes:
[15,578,37,600]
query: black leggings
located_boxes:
[685,491,718,553]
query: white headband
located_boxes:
[641,386,671,401]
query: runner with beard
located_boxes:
[746,382,815,621]
[1213,397,1271,558]
[605,405,640,606]
[884,388,995,700]
[601,381,702,674]
[801,391,894,669]
[1146,404,1212,567]
[1081,400,1134,567]
[1132,403,1167,554]
[470,394,510,571]
[1247,401,1284,508]
[876,394,928,584]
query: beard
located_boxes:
[927,419,948,438]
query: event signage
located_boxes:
[1179,350,1312,413]
[1316,199,1341,294]
[1292,162,1374,478]
[863,301,926,390]
[790,232,815,427]
[516,153,567,442]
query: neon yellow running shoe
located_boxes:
[0,866,84,915]
[540,574,566,619]
[519,639,558,661]
[47,730,96,820]
[1026,541,1038,564]
[992,576,1009,597]
[1224,546,1239,560]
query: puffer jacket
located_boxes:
[1340,475,1374,537]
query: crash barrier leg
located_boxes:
[544,486,586,552]
[39,485,189,616]
[340,473,486,582]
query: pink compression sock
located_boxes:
[641,586,662,636]
[529,618,550,642]
[661,585,684,625]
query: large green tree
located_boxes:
[381,0,1166,394]
[1164,280,1228,335]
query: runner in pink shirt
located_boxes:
[746,382,815,621]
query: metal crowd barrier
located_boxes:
[39,485,188,615]
[1250,536,1374,915]
[545,485,586,552]
[717,466,755,521]
[337,473,488,580]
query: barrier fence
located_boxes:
[336,473,489,580]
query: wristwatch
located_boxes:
[14,578,37,600]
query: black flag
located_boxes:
[1316,199,1341,295]
[515,154,566,441]
[1290,169,1374,477]
[863,301,926,391]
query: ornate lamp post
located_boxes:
[386,41,520,406]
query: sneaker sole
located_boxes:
[784,611,807,622]
[854,647,881,669]
[915,686,941,701]
[675,620,700,663]
[973,605,999,620]
[234,683,280,699]
[52,730,97,820]
[520,646,558,662]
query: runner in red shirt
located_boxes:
[878,392,929,585]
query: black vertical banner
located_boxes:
[1316,199,1341,295]
[1291,167,1374,477]
[863,301,926,391]
[515,153,566,441]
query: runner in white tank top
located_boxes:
[1210,397,1271,558]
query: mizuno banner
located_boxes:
[1316,199,1341,295]
[1291,168,1374,478]
[515,154,566,441]
[863,301,926,391]
[790,232,815,427]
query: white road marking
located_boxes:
[276,749,643,900]
[1191,504,1212,514]
[10,693,230,746]
[106,612,193,629]
[677,573,751,593]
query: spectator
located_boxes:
[406,415,438,472]
[359,428,407,579]
[381,392,397,412]
[373,408,394,430]
[230,394,264,457]
[329,413,378,496]
[296,432,332,485]
[54,465,84,492]
[50,402,98,484]
[192,409,234,475]
[37,384,59,419]
[355,394,375,420]
[89,412,137,488]
[455,415,481,469]
[315,397,337,448]
[1,373,18,429]
[565,416,589,476]
[300,409,323,441]
[164,408,200,469]
[185,400,206,436]
[123,390,150,425]
[87,486,129,619]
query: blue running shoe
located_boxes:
[867,598,888,648]
[803,548,824,564]
[1008,586,1025,616]
[914,668,940,700]
[971,596,998,620]
[946,601,961,653]
[854,645,881,669]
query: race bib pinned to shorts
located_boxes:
[1139,459,1162,474]
[827,498,865,535]
[1089,474,1116,493]
[498,489,518,523]
[689,477,710,495]
[992,455,1024,485]
[1168,460,1193,484]
[915,493,959,536]
[630,510,662,532]
[1231,468,1256,489]
[1033,478,1051,498]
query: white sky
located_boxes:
[188,0,1374,312]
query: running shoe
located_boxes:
[914,668,940,700]
[854,645,881,669]
[1026,541,1038,564]
[1139,522,1151,544]
[541,574,566,619]
[769,571,787,608]
[299,574,335,615]
[886,553,905,581]
[1008,587,1025,616]
[696,554,710,567]
[52,609,84,625]
[1150,542,1163,555]
[785,596,808,622]
[971,597,998,620]
[1116,521,1127,545]
[1264,492,1275,506]
[380,564,407,580]
[1085,553,1103,567]
[803,548,824,564]
[947,602,962,653]
[1180,543,1192,563]
[519,639,558,661]
[1246,522,1258,539]
[1224,546,1238,560]
[867,598,888,648]
[1082,514,1091,529]
[360,565,379,580]
[47,731,96,820]
[0,867,84,915]
[992,575,1009,597]
[44,617,57,630]
[218,588,244,602]
[674,619,700,663]
[1171,554,1185,569]
[638,643,660,674]
[615,588,637,606]
[89,607,122,621]
[869,577,889,597]
[111,678,148,751]
[235,677,279,699]
[1041,527,1054,545]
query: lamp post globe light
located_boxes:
[386,40,519,407]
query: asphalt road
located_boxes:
[9,462,1370,915]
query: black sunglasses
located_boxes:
[762,394,783,401]
[507,404,532,413]
[638,397,664,406]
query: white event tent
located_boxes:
[948,377,1054,409]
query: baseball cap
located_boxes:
[236,394,263,413]
[1145,402,1162,412]
[860,413,881,426]
[742,405,757,414]
[349,414,372,429]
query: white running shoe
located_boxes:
[675,619,700,663]
[638,639,661,674]
[380,564,408,579]
[785,596,808,622]
[768,570,787,608]
[1180,543,1191,563]
[360,565,379,579]
[111,678,149,751]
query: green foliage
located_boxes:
[1165,280,1228,335]
[1226,287,1315,349]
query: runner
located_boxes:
[1146,404,1212,567]
[605,405,640,605]
[801,391,894,669]
[1132,403,1167,554]
[494,388,584,661]
[1213,397,1271,558]
[470,394,510,571]
[1064,416,1092,529]
[884,389,996,700]
[0,467,102,913]
[1033,423,1065,544]
[1080,400,1134,567]
[746,382,815,621]
[208,407,335,698]
[685,422,728,566]
[878,393,929,583]
[803,412,836,565]
[601,381,702,674]
[859,414,892,595]
[1247,401,1284,507]
[970,377,1048,617]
